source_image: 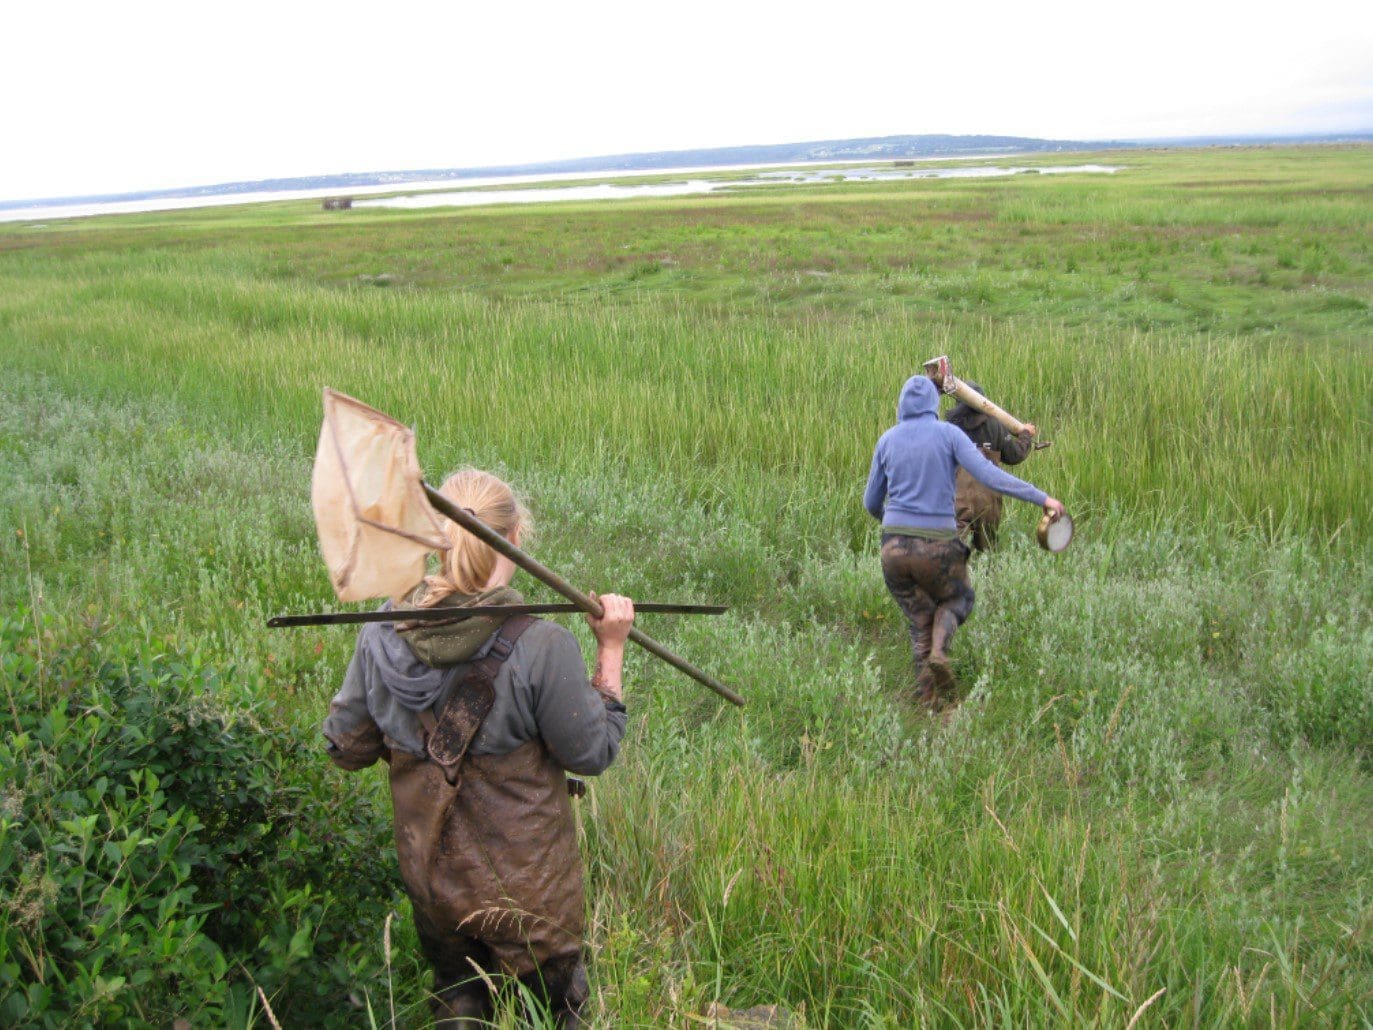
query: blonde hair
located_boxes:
[416,469,531,606]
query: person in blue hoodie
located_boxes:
[864,375,1064,710]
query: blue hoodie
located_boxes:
[864,375,1048,530]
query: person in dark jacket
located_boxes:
[323,469,633,1027]
[865,376,1062,710]
[945,381,1038,551]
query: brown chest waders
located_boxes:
[416,615,585,797]
[956,443,1007,552]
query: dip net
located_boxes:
[311,388,448,602]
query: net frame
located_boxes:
[312,388,449,602]
[302,387,744,706]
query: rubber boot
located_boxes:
[925,606,961,704]
[431,980,490,1027]
[518,956,588,1028]
[913,665,939,711]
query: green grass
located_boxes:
[1,145,1370,1025]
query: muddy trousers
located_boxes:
[880,534,975,706]
[420,927,589,1028]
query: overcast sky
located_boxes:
[3,0,1370,201]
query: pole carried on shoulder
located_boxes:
[924,354,1032,436]
[306,388,745,707]
[268,602,728,629]
[924,358,1075,553]
[422,485,744,706]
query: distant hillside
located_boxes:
[3,131,1370,210]
[486,133,1098,173]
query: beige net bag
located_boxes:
[300,387,742,705]
[312,388,449,602]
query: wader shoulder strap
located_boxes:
[420,615,537,785]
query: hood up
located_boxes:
[897,375,940,421]
[360,585,523,712]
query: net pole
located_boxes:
[423,484,745,707]
[267,604,728,628]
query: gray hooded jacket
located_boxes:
[323,616,627,777]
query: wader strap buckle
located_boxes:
[485,633,517,666]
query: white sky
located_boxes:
[3,0,1371,201]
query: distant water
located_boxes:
[0,163,1120,224]
[355,165,1120,210]
[0,173,619,224]
[752,164,1122,184]
[0,188,364,224]
[357,180,724,209]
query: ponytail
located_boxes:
[415,469,531,606]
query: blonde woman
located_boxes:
[323,469,634,1026]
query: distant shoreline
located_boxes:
[5,129,1367,212]
[3,130,1369,215]
[0,155,1131,224]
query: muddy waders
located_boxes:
[386,616,590,1027]
[954,444,1007,553]
[879,534,975,710]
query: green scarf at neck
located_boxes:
[395,584,525,667]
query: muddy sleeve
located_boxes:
[997,423,1034,466]
[863,445,888,519]
[322,646,388,771]
[526,626,628,776]
[951,429,1047,507]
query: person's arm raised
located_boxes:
[586,592,635,703]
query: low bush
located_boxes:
[0,613,400,1026]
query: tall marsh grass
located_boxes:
[1,262,1368,546]
[1,146,1370,1024]
[2,375,1368,1024]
